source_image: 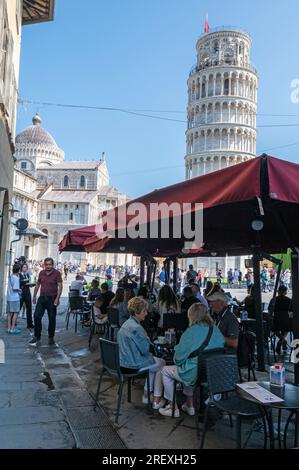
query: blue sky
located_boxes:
[17,0,299,198]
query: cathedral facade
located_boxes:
[12,114,133,267]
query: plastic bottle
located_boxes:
[270,363,286,387]
[240,310,248,321]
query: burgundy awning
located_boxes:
[60,155,299,257]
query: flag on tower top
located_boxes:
[204,14,210,33]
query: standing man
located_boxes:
[233,268,239,286]
[29,258,62,346]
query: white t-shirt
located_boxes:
[70,279,84,295]
[7,274,20,301]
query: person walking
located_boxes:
[63,263,68,281]
[19,263,34,329]
[7,264,22,334]
[186,265,198,284]
[29,257,62,346]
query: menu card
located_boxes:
[237,382,284,404]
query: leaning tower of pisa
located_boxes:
[185,26,259,274]
[185,26,258,179]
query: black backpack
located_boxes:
[237,330,256,368]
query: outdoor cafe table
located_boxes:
[237,381,299,449]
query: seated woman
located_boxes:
[88,279,102,301]
[109,287,129,326]
[157,285,181,329]
[159,303,224,418]
[118,297,166,409]
[268,285,293,354]
[93,295,108,324]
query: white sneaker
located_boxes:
[142,394,153,404]
[152,398,166,410]
[159,405,180,418]
[181,403,195,416]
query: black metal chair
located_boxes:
[170,348,227,420]
[200,354,267,449]
[66,295,90,333]
[94,338,151,424]
[88,305,107,349]
[237,330,257,382]
[106,307,120,341]
[65,290,81,322]
[241,318,270,364]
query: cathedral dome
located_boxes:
[15,113,59,150]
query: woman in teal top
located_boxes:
[159,303,224,418]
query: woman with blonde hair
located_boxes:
[159,303,224,418]
[118,297,166,409]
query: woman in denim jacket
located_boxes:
[118,297,166,410]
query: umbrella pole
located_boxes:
[291,250,299,385]
[140,256,145,289]
[253,252,266,371]
[173,258,178,294]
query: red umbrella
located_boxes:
[59,224,98,252]
[82,155,299,256]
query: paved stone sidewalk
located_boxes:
[0,311,125,449]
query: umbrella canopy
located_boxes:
[82,155,299,257]
[59,224,98,252]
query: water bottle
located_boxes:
[270,364,285,387]
[240,310,248,321]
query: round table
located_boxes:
[238,381,299,448]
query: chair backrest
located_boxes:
[196,348,227,384]
[107,307,120,328]
[163,313,188,332]
[69,296,84,311]
[99,338,121,378]
[69,290,80,298]
[237,330,256,368]
[205,354,240,395]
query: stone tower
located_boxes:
[185,26,259,275]
[185,27,258,178]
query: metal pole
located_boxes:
[151,259,157,292]
[272,261,283,303]
[166,260,171,286]
[146,259,151,286]
[291,250,299,385]
[173,258,178,294]
[253,252,266,371]
[140,256,145,289]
